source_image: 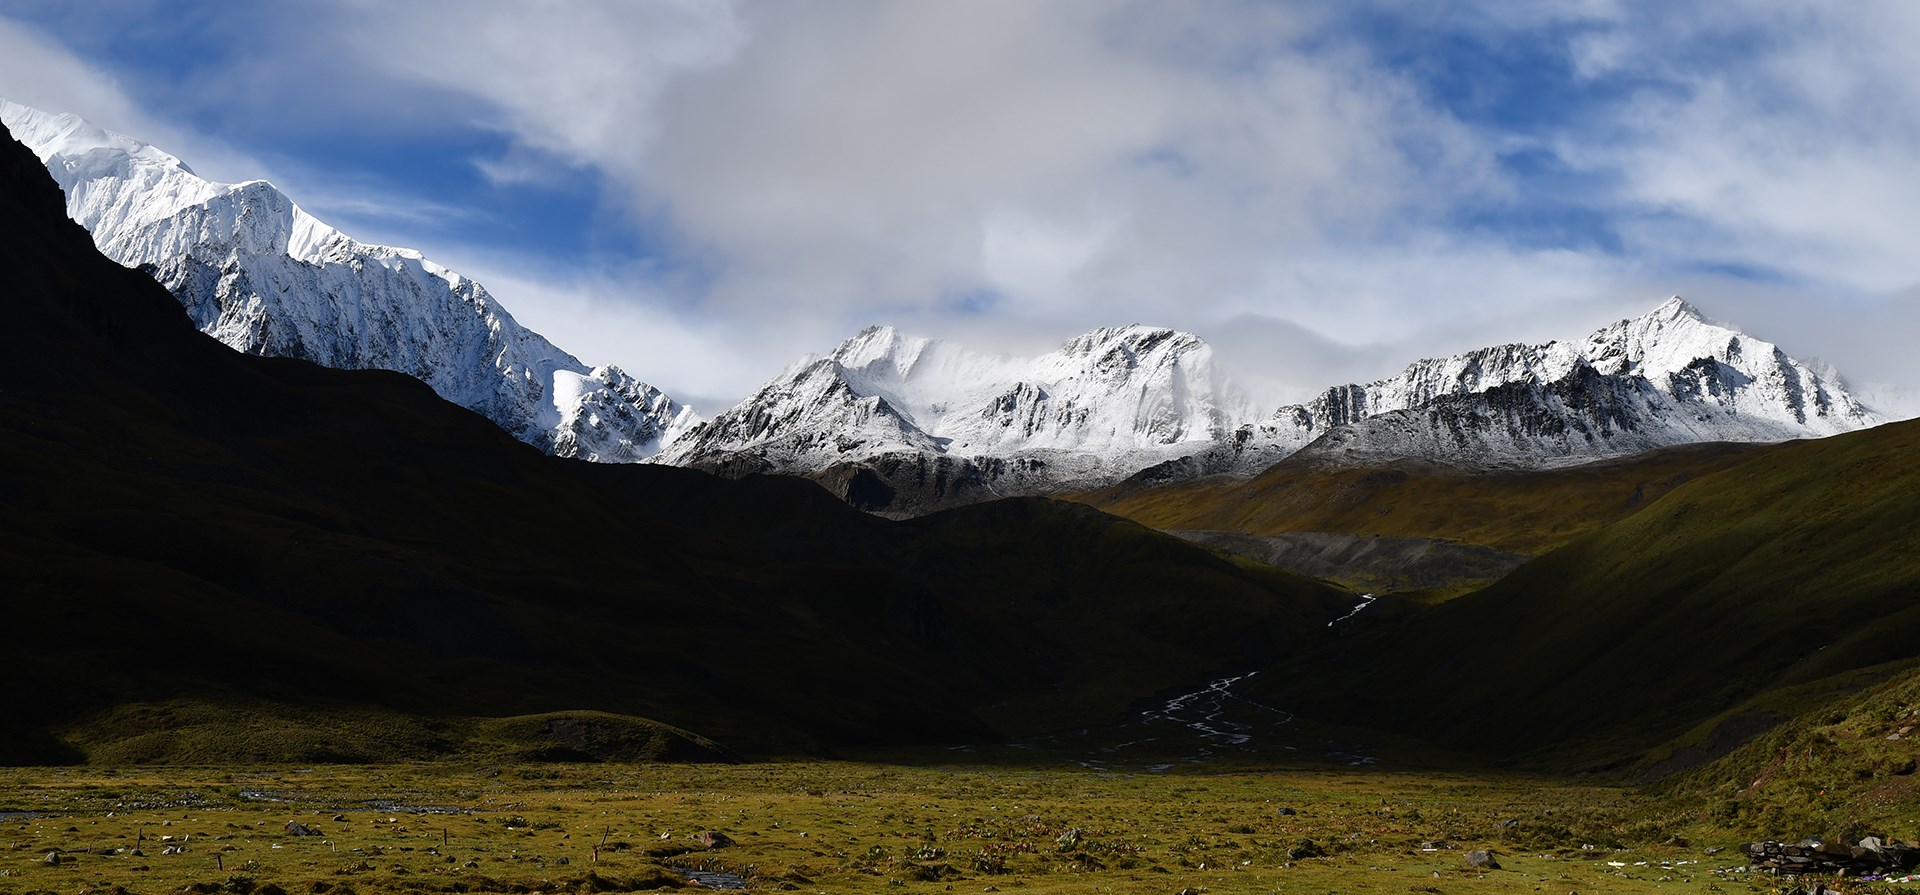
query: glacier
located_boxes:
[1,99,697,461]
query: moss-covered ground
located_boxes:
[0,760,1904,895]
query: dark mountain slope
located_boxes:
[1253,416,1920,767]
[0,131,1350,763]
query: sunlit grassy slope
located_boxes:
[1255,416,1920,768]
[1071,442,1760,554]
[1649,660,1920,842]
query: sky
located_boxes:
[2,0,1918,413]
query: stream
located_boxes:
[1139,671,1293,746]
[1328,592,1378,627]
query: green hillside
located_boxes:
[1070,442,1759,555]
[1254,416,1920,768]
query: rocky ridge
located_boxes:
[1242,296,1878,470]
[670,299,1882,508]
[0,99,697,460]
[657,323,1257,496]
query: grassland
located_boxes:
[1069,442,1760,556]
[0,759,1873,895]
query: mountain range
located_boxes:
[0,99,1892,510]
[0,99,697,462]
[4,99,1920,810]
[0,122,1351,762]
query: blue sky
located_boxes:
[2,1,1917,410]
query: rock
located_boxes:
[1056,828,1083,848]
[1276,807,1296,816]
[42,851,61,865]
[1420,840,1453,851]
[555,856,570,865]
[695,830,734,848]
[1703,846,1723,855]
[1466,849,1500,869]
[286,821,322,837]
[1895,757,1917,776]
[1497,818,1520,828]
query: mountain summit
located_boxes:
[1258,296,1879,467]
[3,101,1882,500]
[0,100,697,461]
[673,297,1881,506]
[657,322,1255,492]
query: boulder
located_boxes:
[1466,849,1500,869]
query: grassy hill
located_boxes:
[1071,442,1759,555]
[1251,416,1920,769]
[0,130,1351,764]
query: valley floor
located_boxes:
[0,761,1876,895]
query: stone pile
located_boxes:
[1743,836,1920,875]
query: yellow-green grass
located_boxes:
[1649,661,1920,844]
[1252,417,1920,769]
[1068,441,1759,555]
[0,761,1828,895]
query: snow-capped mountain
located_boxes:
[658,323,1256,490]
[1259,297,1880,467]
[671,297,1882,505]
[0,100,696,460]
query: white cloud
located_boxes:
[0,16,267,184]
[8,1,1920,407]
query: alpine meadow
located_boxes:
[3,5,1920,895]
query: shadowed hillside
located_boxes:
[0,130,1351,764]
[1252,416,1920,768]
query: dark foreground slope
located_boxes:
[1255,417,1920,768]
[0,132,1350,764]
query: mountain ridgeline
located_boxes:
[5,102,1919,791]
[2,100,1887,516]
[0,99,698,463]
[0,126,1353,763]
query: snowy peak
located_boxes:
[1271,295,1879,467]
[1584,295,1730,379]
[830,325,937,379]
[2,100,695,461]
[662,322,1254,484]
[1579,296,1871,433]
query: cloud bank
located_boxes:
[3,1,1919,410]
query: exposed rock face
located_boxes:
[658,323,1257,491]
[7,103,1882,495]
[1,100,697,460]
[1260,298,1879,469]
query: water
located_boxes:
[1140,671,1295,746]
[1328,593,1378,627]
[675,868,749,889]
